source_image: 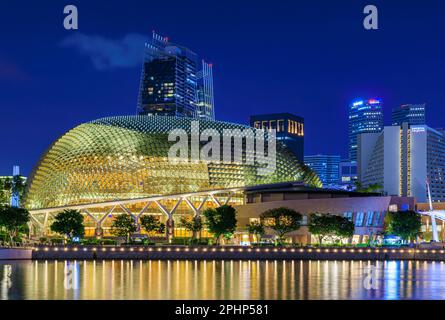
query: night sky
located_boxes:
[1,0,444,176]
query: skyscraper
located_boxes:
[348,99,383,162]
[137,32,215,120]
[392,103,426,126]
[304,155,341,187]
[358,124,445,202]
[339,159,358,190]
[196,61,215,120]
[250,113,304,162]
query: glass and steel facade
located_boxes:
[348,99,383,162]
[196,61,215,120]
[250,113,304,162]
[304,155,341,187]
[25,115,321,211]
[339,159,358,190]
[137,32,215,120]
[392,103,426,126]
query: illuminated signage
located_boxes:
[411,127,426,133]
[353,101,364,107]
[368,99,380,105]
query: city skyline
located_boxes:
[1,0,445,176]
[2,1,445,306]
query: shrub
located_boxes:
[100,239,117,245]
[50,238,64,245]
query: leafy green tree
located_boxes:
[0,206,30,244]
[0,178,11,205]
[0,176,27,205]
[180,215,203,240]
[111,214,137,243]
[336,216,355,239]
[355,181,382,193]
[308,214,354,245]
[247,221,265,243]
[140,215,165,236]
[50,209,85,241]
[260,207,302,243]
[308,214,333,245]
[202,205,237,245]
[366,183,382,193]
[386,210,421,242]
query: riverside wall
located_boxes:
[0,248,33,260]
[29,246,445,261]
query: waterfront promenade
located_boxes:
[23,245,445,261]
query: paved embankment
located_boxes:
[30,246,445,261]
[0,248,33,260]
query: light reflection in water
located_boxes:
[2,260,445,300]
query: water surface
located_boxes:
[1,260,445,300]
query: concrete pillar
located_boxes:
[43,212,49,236]
[95,223,103,238]
[166,216,174,243]
[134,217,141,233]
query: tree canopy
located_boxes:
[355,182,383,193]
[180,215,203,239]
[111,214,137,242]
[308,214,354,245]
[202,205,237,244]
[50,209,85,240]
[247,220,265,243]
[385,210,421,242]
[0,176,27,205]
[260,207,302,242]
[0,205,30,244]
[140,215,165,236]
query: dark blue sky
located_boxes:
[1,0,444,176]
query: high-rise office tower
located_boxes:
[196,61,215,120]
[392,103,426,126]
[358,124,445,202]
[304,155,341,187]
[250,113,304,162]
[348,99,383,162]
[339,159,358,190]
[137,32,215,120]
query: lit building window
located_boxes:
[389,205,398,212]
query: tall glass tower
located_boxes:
[250,113,304,162]
[137,32,215,120]
[304,155,341,187]
[196,61,215,120]
[392,103,426,126]
[348,99,383,162]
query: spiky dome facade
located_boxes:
[25,116,321,210]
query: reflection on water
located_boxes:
[1,260,445,300]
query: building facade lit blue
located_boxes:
[250,113,304,162]
[304,155,341,187]
[392,103,426,126]
[339,159,357,191]
[348,99,383,162]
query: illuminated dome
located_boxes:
[25,116,321,210]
